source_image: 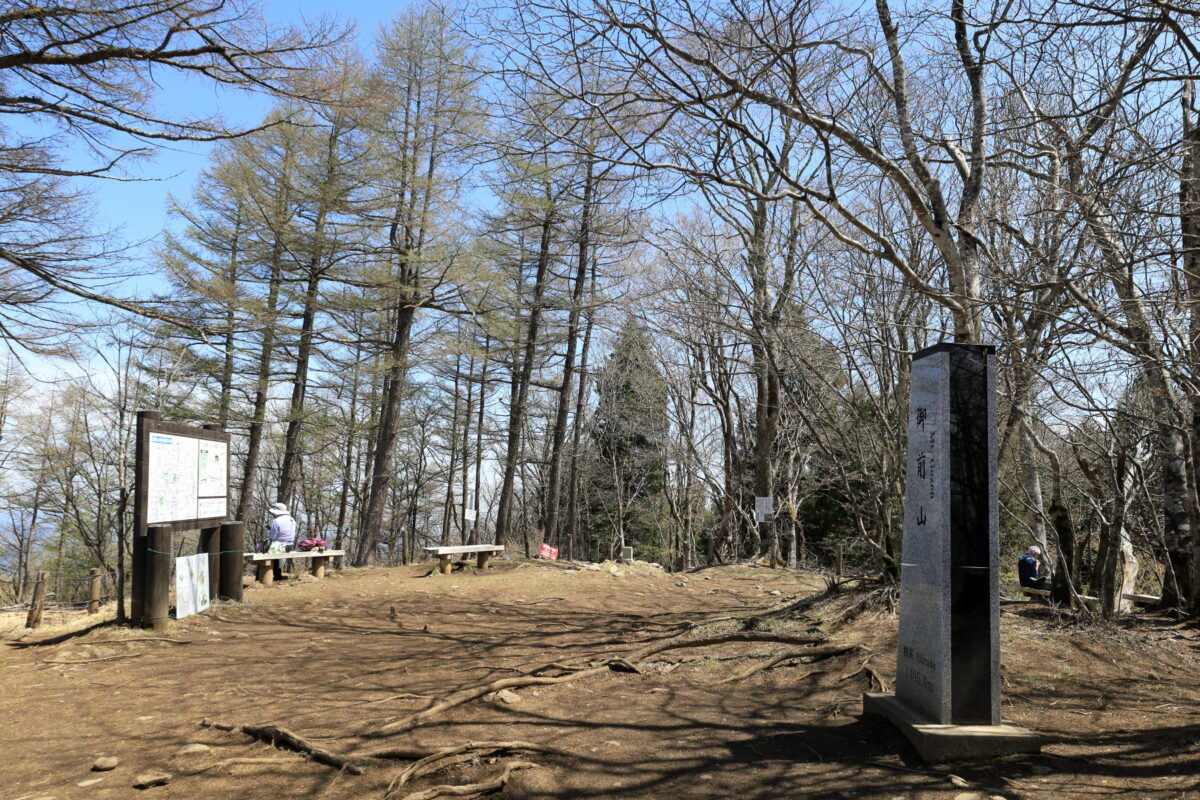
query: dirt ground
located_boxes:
[2,560,1199,800]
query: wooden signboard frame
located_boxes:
[131,411,231,626]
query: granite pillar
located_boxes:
[863,343,1038,761]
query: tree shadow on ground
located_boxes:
[6,617,117,647]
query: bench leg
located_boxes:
[258,561,274,587]
[477,551,491,570]
[439,554,452,575]
[311,556,327,579]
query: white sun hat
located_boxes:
[269,502,289,517]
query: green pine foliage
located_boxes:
[582,319,670,558]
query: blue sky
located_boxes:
[91,0,403,252]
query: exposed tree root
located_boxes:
[360,632,827,737]
[43,652,144,665]
[200,719,366,775]
[866,665,890,693]
[380,741,570,796]
[831,586,897,627]
[209,612,851,788]
[189,757,296,775]
[841,656,891,693]
[282,693,432,727]
[714,643,859,684]
[83,637,192,645]
[529,657,641,676]
[631,631,826,661]
[389,760,537,800]
[371,661,630,735]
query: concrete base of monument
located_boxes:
[862,692,1041,763]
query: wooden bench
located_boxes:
[424,544,504,574]
[1018,586,1162,606]
[246,549,345,586]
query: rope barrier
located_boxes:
[148,548,247,556]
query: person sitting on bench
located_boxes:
[266,503,297,582]
[1018,545,1051,590]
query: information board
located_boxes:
[147,433,199,524]
[145,432,229,525]
[132,412,232,628]
[754,496,774,522]
[174,553,210,619]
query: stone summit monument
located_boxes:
[863,343,1040,762]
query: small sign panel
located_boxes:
[538,543,559,560]
[175,553,210,619]
[754,496,774,522]
[197,440,228,497]
[463,508,478,522]
[197,497,227,519]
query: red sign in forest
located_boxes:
[538,543,559,560]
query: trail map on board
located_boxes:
[147,434,199,524]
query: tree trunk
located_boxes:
[494,207,556,547]
[441,353,463,546]
[277,269,323,506]
[235,244,284,522]
[333,343,363,555]
[458,352,475,542]
[565,290,595,561]
[1182,81,1200,614]
[1048,498,1078,605]
[216,210,242,428]
[357,303,417,565]
[470,338,490,545]
[545,162,593,547]
[1097,452,1133,618]
[1019,423,1049,551]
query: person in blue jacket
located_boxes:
[1018,545,1051,590]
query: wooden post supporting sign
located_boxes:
[218,521,244,601]
[199,525,221,603]
[145,524,171,631]
[130,410,161,625]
